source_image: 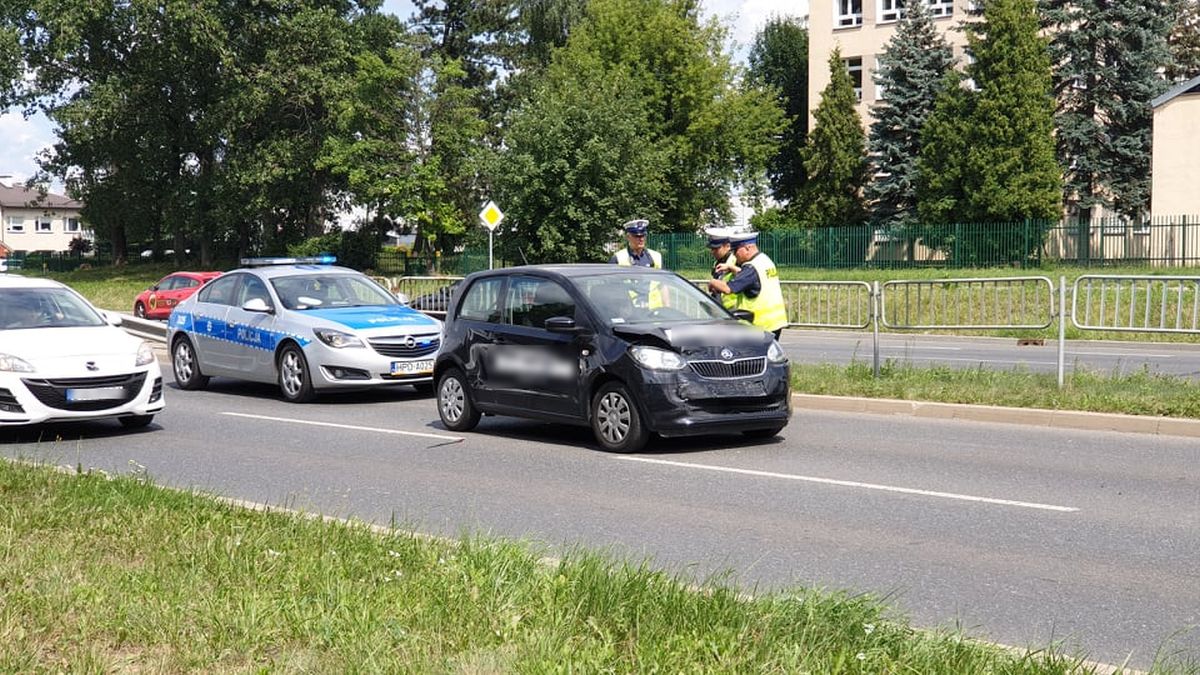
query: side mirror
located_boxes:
[242,298,273,314]
[151,285,160,292]
[395,291,411,305]
[732,309,755,323]
[544,316,579,333]
[102,311,122,326]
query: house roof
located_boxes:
[0,183,83,210]
[1151,74,1200,109]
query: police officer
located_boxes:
[608,219,663,268]
[705,227,739,311]
[706,230,788,339]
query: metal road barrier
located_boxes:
[1072,275,1200,334]
[881,276,1056,330]
[118,314,167,342]
[781,281,874,330]
[388,275,464,319]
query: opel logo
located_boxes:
[404,335,416,348]
[720,348,734,361]
[85,361,99,371]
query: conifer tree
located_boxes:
[1166,0,1200,82]
[1042,0,1175,218]
[802,47,869,228]
[867,0,955,230]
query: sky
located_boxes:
[0,0,809,190]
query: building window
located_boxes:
[927,0,954,17]
[836,0,863,27]
[5,217,24,233]
[35,218,52,234]
[879,0,904,22]
[65,217,82,233]
[844,57,864,102]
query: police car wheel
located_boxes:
[591,382,649,453]
[172,338,209,390]
[437,368,480,431]
[134,302,147,318]
[278,345,316,403]
[742,425,785,440]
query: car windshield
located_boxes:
[0,288,106,330]
[271,273,398,311]
[572,273,731,325]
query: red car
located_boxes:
[133,271,222,320]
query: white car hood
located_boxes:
[0,326,147,375]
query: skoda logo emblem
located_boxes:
[404,335,416,348]
[720,348,734,361]
[85,361,99,371]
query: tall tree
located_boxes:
[1166,0,1200,81]
[867,0,955,230]
[1042,0,1175,218]
[747,15,809,205]
[918,0,1060,225]
[801,47,869,228]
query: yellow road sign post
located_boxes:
[479,200,505,270]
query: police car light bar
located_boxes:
[239,255,337,267]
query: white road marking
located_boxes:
[1068,350,1175,358]
[616,456,1078,512]
[879,345,962,351]
[221,412,463,442]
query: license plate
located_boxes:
[391,359,434,375]
[66,386,126,402]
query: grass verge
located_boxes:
[0,460,1153,673]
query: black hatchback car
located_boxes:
[433,264,791,452]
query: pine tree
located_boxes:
[802,47,869,228]
[867,0,956,230]
[919,0,1060,225]
[1166,0,1200,82]
[1042,0,1175,218]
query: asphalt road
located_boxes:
[2,367,1197,670]
[780,329,1200,379]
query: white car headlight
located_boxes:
[0,353,35,373]
[629,346,686,371]
[135,341,156,366]
[314,328,364,349]
[767,340,787,363]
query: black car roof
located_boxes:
[467,263,674,281]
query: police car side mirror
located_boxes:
[544,316,579,333]
[732,309,755,323]
[242,298,273,314]
[395,292,411,305]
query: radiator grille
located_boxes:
[21,373,146,411]
[369,334,440,358]
[688,357,766,379]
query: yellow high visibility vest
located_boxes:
[613,248,663,268]
[614,248,664,308]
[737,253,788,332]
[717,251,739,311]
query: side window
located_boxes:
[237,276,272,307]
[184,278,200,289]
[504,276,576,329]
[457,277,503,323]
[197,274,240,306]
[160,276,181,291]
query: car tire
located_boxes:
[742,425,786,440]
[134,302,147,319]
[591,381,649,453]
[412,382,434,395]
[119,414,154,429]
[437,368,480,431]
[172,337,209,390]
[278,344,316,403]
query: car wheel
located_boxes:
[119,414,154,429]
[134,302,147,319]
[437,368,480,431]
[742,425,786,440]
[172,338,209,390]
[591,382,649,453]
[278,344,316,403]
[412,382,434,395]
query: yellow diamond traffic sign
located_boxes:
[479,200,505,231]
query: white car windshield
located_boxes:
[0,288,106,330]
[271,274,399,311]
[573,273,731,325]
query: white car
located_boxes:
[0,275,165,428]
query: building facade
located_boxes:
[1150,75,1200,219]
[0,181,91,255]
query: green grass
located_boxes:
[20,263,181,312]
[3,459,1182,673]
[792,361,1200,418]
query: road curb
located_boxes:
[793,393,1200,439]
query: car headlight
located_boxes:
[629,346,686,371]
[314,327,364,349]
[0,353,35,373]
[135,341,156,366]
[767,340,787,363]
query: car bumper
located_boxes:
[0,365,166,426]
[304,343,437,390]
[635,364,792,437]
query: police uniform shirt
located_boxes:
[725,261,762,297]
[607,248,656,267]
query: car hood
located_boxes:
[1,326,149,373]
[612,320,771,355]
[304,305,442,333]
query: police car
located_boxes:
[166,257,442,402]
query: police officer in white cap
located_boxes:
[608,219,663,268]
[707,230,787,339]
[704,227,739,310]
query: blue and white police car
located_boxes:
[166,257,442,402]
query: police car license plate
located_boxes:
[67,386,125,402]
[391,359,434,375]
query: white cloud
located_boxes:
[0,110,56,184]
